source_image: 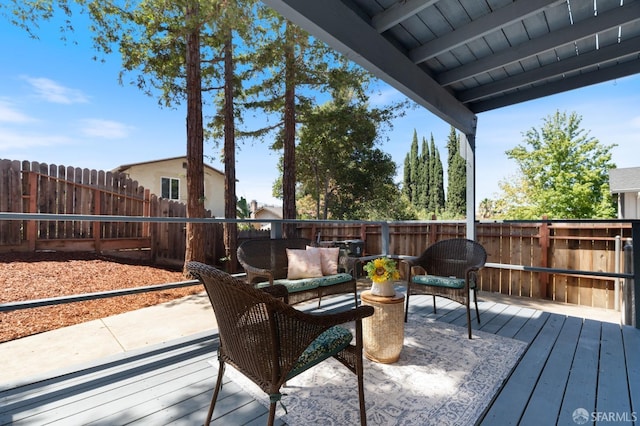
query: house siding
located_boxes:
[116,158,225,217]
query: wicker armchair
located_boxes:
[186,261,374,426]
[403,238,487,339]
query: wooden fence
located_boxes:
[0,159,225,266]
[298,221,632,310]
[0,159,633,309]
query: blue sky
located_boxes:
[2,14,639,210]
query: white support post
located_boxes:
[460,132,477,240]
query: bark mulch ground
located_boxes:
[0,251,201,343]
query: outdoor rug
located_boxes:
[222,318,527,425]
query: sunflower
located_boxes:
[363,257,401,283]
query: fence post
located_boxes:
[93,187,101,254]
[539,218,549,299]
[615,235,621,312]
[143,189,151,237]
[633,221,640,329]
[26,172,38,251]
[622,238,634,326]
[270,221,282,239]
[380,222,389,256]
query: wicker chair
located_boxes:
[403,238,487,339]
[186,261,374,426]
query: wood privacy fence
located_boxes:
[298,221,632,310]
[0,159,225,266]
[0,159,633,309]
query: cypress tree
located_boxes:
[427,135,445,213]
[446,126,467,217]
[402,152,411,200]
[409,130,420,205]
[418,136,429,209]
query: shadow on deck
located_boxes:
[1,293,638,425]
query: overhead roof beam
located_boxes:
[469,58,640,113]
[459,36,640,103]
[409,0,565,64]
[438,1,640,86]
[371,0,438,33]
[262,0,477,135]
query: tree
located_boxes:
[446,126,466,217]
[2,1,209,271]
[408,131,419,205]
[4,0,267,272]
[428,135,445,214]
[245,12,337,235]
[295,87,406,220]
[403,130,450,218]
[497,110,617,219]
[236,196,252,230]
[418,136,430,208]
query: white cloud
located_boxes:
[78,119,132,139]
[21,76,89,104]
[0,128,73,150]
[0,99,34,123]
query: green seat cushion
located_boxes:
[257,279,319,293]
[288,325,352,379]
[412,274,473,289]
[265,273,353,293]
[317,273,353,287]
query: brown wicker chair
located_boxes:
[403,238,487,339]
[186,261,374,426]
[237,238,358,307]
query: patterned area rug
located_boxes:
[224,319,527,425]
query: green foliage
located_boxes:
[496,110,617,219]
[236,196,252,230]
[294,89,408,220]
[445,126,466,217]
[428,136,445,214]
[402,130,446,217]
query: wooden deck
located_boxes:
[1,292,638,426]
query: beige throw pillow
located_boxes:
[306,246,340,275]
[286,248,323,279]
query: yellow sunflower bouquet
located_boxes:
[363,257,401,283]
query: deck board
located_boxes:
[1,293,638,426]
[597,322,633,422]
[557,319,601,425]
[623,325,640,415]
[480,312,563,425]
[519,315,582,425]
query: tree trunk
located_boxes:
[183,0,206,273]
[282,22,297,238]
[223,27,238,272]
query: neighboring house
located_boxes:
[609,167,640,219]
[113,156,225,217]
[249,199,283,230]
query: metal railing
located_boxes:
[1,213,638,327]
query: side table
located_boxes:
[360,290,405,363]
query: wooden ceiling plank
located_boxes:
[372,0,439,33]
[409,0,565,64]
[469,58,640,112]
[459,35,640,103]
[437,1,640,85]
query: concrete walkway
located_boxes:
[0,292,216,385]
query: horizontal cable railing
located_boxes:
[1,213,638,325]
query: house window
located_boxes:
[161,177,179,200]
